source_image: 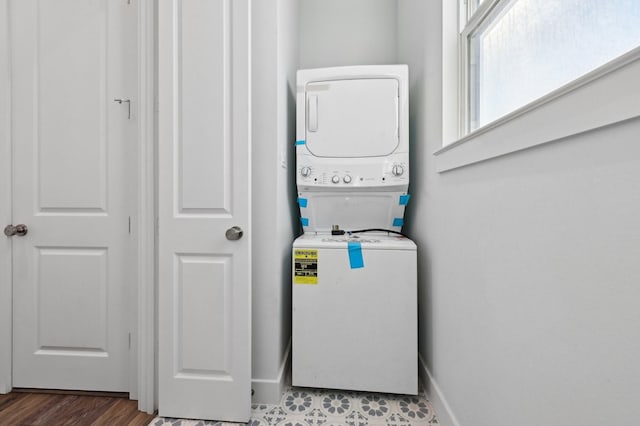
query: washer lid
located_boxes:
[293,234,416,250]
[305,78,399,158]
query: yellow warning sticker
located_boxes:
[294,249,318,284]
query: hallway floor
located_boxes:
[0,390,155,425]
[150,387,439,425]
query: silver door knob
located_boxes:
[4,224,28,237]
[225,226,243,241]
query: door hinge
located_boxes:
[128,332,131,350]
[128,216,131,234]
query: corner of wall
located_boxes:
[418,354,459,426]
[251,339,291,405]
[250,0,298,398]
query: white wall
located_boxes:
[251,0,299,404]
[299,0,397,69]
[275,0,301,389]
[399,1,640,425]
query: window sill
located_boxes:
[434,47,640,173]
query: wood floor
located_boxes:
[0,391,155,426]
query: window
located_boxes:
[461,0,640,133]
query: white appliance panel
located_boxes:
[305,78,399,158]
[292,235,417,395]
[296,156,409,189]
[298,191,407,232]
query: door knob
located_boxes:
[225,226,243,241]
[4,224,28,237]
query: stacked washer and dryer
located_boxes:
[292,65,417,395]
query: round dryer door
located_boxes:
[305,78,399,158]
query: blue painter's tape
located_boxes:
[347,241,364,269]
[300,217,309,226]
[295,140,306,146]
[393,218,404,227]
[399,194,411,205]
[298,197,308,208]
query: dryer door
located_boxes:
[305,78,399,158]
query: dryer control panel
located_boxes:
[297,160,408,188]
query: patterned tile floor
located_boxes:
[150,387,439,426]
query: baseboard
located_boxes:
[0,383,10,394]
[418,353,460,426]
[251,340,291,405]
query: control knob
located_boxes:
[392,165,404,176]
[343,175,352,184]
[331,175,340,184]
[300,167,311,177]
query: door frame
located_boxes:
[0,0,157,414]
[135,0,156,414]
[0,0,12,396]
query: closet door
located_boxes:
[10,0,136,392]
[157,0,252,422]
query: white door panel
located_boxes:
[305,78,399,158]
[158,0,251,422]
[11,0,136,391]
[178,0,231,213]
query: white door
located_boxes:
[157,0,251,422]
[10,0,137,392]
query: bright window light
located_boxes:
[466,0,640,131]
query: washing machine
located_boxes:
[292,65,417,395]
[292,234,417,394]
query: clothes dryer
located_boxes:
[295,65,410,233]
